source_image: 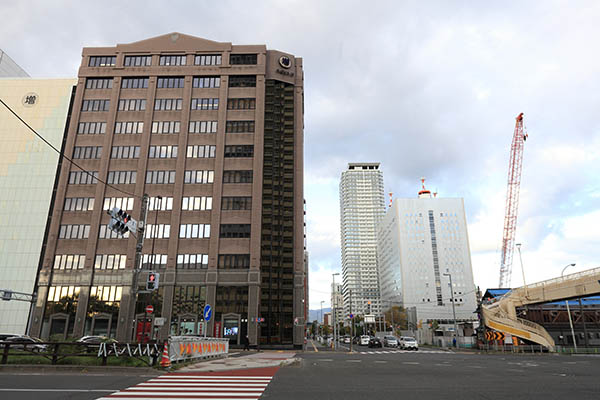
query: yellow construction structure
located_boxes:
[481,267,600,351]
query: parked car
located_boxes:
[383,335,398,347]
[343,336,351,344]
[352,336,361,344]
[368,336,383,348]
[4,335,47,352]
[360,335,371,346]
[399,336,419,350]
[76,336,118,345]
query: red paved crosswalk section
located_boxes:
[97,367,279,400]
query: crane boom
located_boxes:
[498,113,527,288]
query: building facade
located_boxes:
[29,33,305,348]
[339,163,386,318]
[377,185,477,324]
[331,282,344,326]
[0,78,76,334]
[0,49,29,77]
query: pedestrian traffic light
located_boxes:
[146,271,160,291]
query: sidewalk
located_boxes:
[178,350,298,372]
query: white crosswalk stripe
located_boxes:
[359,349,451,355]
[97,369,277,400]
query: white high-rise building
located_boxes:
[331,282,344,326]
[377,182,477,324]
[339,163,386,318]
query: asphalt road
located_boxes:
[0,372,152,400]
[263,350,600,400]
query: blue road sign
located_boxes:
[349,313,354,319]
[203,304,212,322]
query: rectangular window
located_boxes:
[78,122,106,135]
[157,77,185,88]
[223,170,253,183]
[142,254,168,269]
[58,224,90,239]
[159,55,187,66]
[190,98,219,110]
[145,170,176,184]
[148,145,178,158]
[145,224,171,239]
[186,145,216,158]
[154,98,183,111]
[114,121,144,134]
[226,121,255,133]
[229,54,257,65]
[228,75,256,88]
[148,196,173,211]
[218,254,250,269]
[176,254,209,269]
[53,254,85,270]
[86,78,113,89]
[221,196,251,210]
[183,170,214,184]
[181,196,213,211]
[64,197,95,212]
[103,197,134,211]
[188,120,217,134]
[90,286,123,302]
[152,121,180,134]
[111,146,140,159]
[107,170,137,184]
[94,254,127,270]
[220,224,251,238]
[224,145,253,158]
[88,56,116,67]
[118,99,146,111]
[81,99,110,112]
[194,54,222,66]
[192,76,220,88]
[227,98,256,110]
[179,224,211,239]
[68,171,99,185]
[121,77,149,89]
[124,55,152,67]
[73,146,102,159]
[98,224,130,239]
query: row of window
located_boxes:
[78,120,219,135]
[152,120,180,134]
[155,98,182,111]
[73,146,102,159]
[111,145,141,159]
[91,54,255,68]
[114,121,144,134]
[121,77,148,89]
[220,224,251,238]
[53,252,252,271]
[149,145,178,158]
[68,171,98,185]
[145,224,170,239]
[62,195,249,213]
[82,99,110,112]
[86,78,113,89]
[146,170,176,184]
[118,99,146,111]
[225,120,255,133]
[81,97,254,113]
[183,170,214,184]
[190,98,219,110]
[77,122,106,135]
[107,170,137,184]
[186,145,216,158]
[223,170,252,183]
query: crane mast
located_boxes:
[499,113,528,288]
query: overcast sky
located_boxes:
[2,1,599,309]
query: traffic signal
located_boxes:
[146,271,160,291]
[107,207,132,235]
[367,301,371,314]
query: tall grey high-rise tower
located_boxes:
[339,163,386,318]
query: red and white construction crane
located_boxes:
[498,113,528,288]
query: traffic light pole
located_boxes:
[132,194,149,341]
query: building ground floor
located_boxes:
[29,268,306,349]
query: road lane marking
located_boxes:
[402,362,419,365]
[347,360,362,362]
[374,361,387,363]
[310,339,319,352]
[0,389,116,392]
[318,359,334,362]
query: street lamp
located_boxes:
[320,300,324,342]
[332,273,340,351]
[561,263,577,353]
[443,273,459,349]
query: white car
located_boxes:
[399,336,419,350]
[360,335,370,345]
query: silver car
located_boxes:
[399,336,419,350]
[383,335,398,347]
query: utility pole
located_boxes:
[332,273,339,351]
[320,300,324,341]
[349,289,353,353]
[444,273,459,349]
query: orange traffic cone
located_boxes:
[160,342,171,368]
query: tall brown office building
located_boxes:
[29,33,305,348]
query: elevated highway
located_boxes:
[481,267,600,351]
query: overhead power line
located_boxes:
[0,98,140,199]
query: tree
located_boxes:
[383,305,408,333]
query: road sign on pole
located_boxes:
[145,305,154,314]
[203,304,212,321]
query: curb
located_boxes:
[0,364,160,375]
